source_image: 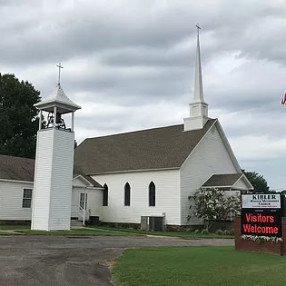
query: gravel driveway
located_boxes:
[0,235,234,286]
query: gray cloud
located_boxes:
[1,0,286,189]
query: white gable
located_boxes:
[180,120,239,225]
[73,175,93,188]
[233,175,254,190]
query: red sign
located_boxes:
[241,194,282,237]
[241,212,279,235]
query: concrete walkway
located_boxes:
[0,235,234,286]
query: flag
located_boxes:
[282,92,286,105]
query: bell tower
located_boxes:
[31,65,81,231]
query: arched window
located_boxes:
[103,184,108,206]
[149,182,155,207]
[124,183,131,206]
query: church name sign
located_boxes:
[241,194,282,237]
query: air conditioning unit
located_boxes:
[141,216,166,231]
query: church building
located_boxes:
[0,29,253,229]
[73,29,252,228]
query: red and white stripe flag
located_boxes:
[282,92,286,105]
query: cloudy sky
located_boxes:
[1,0,286,190]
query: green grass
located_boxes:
[88,226,233,239]
[0,225,233,238]
[0,224,30,230]
[0,224,138,236]
[0,224,30,235]
[0,226,141,236]
[113,246,286,286]
[19,228,141,236]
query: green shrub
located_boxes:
[215,229,224,235]
[224,229,234,235]
[201,229,209,235]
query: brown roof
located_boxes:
[0,155,102,187]
[74,119,216,174]
[202,173,243,188]
[0,155,35,181]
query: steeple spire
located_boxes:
[184,25,209,131]
[193,25,204,103]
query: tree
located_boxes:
[0,73,41,158]
[189,188,240,231]
[242,170,269,193]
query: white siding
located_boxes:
[180,123,238,225]
[71,187,80,217]
[49,130,74,230]
[31,130,53,229]
[0,181,33,220]
[233,179,249,190]
[92,169,181,225]
[88,189,103,217]
[0,176,100,222]
[73,176,89,187]
[72,177,92,216]
[32,129,74,230]
[71,186,102,218]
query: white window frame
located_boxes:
[22,189,32,208]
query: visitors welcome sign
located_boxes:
[241,194,282,237]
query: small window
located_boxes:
[103,184,108,206]
[149,182,155,207]
[22,189,32,208]
[124,183,131,206]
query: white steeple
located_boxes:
[34,83,81,114]
[31,65,81,231]
[184,25,209,131]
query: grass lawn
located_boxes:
[0,225,233,238]
[0,225,140,236]
[113,246,286,286]
[99,227,234,239]
[19,228,141,236]
[0,225,29,230]
[89,226,233,239]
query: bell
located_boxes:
[56,113,62,124]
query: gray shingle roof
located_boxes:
[74,119,216,174]
[202,173,243,188]
[0,155,102,187]
[0,155,35,181]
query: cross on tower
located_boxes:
[196,24,201,36]
[56,63,64,84]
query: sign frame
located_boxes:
[241,194,282,237]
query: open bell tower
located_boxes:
[31,65,81,231]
